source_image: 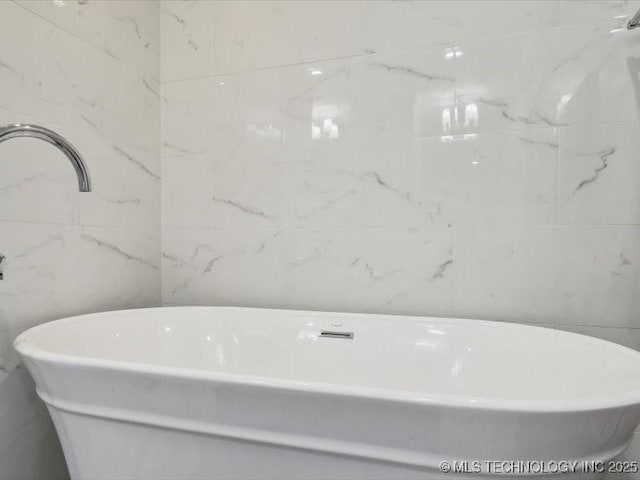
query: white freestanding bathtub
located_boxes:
[14,307,640,480]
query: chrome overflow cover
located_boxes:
[320,331,354,340]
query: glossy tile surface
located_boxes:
[0,1,160,478]
[161,0,640,330]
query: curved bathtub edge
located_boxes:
[16,338,640,415]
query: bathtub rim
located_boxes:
[14,305,640,414]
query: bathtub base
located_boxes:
[50,408,606,480]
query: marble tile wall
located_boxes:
[161,0,640,343]
[0,1,160,478]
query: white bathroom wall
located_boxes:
[161,0,640,338]
[0,1,160,478]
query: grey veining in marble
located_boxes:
[0,1,160,478]
[160,0,640,331]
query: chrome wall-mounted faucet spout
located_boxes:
[0,123,91,192]
[0,124,91,280]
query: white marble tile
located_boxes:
[0,222,78,332]
[16,0,159,80]
[457,22,640,131]
[525,225,639,328]
[279,59,363,228]
[281,59,354,161]
[448,33,535,135]
[211,1,364,75]
[209,153,290,230]
[350,48,456,139]
[362,0,640,57]
[278,1,364,66]
[162,70,281,158]
[229,68,285,159]
[159,0,640,344]
[519,22,640,128]
[77,143,160,230]
[554,0,640,29]
[457,1,558,37]
[162,228,286,307]
[352,32,540,138]
[210,1,286,74]
[163,71,289,228]
[281,227,453,316]
[356,133,441,228]
[453,226,640,328]
[452,227,529,322]
[72,226,161,315]
[0,328,23,378]
[0,2,159,230]
[0,1,159,478]
[162,154,214,229]
[559,122,640,225]
[521,129,560,225]
[76,80,160,230]
[286,158,363,230]
[358,127,556,229]
[162,78,218,157]
[0,2,157,150]
[161,0,214,82]
[0,222,160,332]
[414,128,558,227]
[164,0,364,80]
[458,1,640,39]
[363,1,463,53]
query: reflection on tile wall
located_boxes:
[0,1,160,478]
[161,0,640,340]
